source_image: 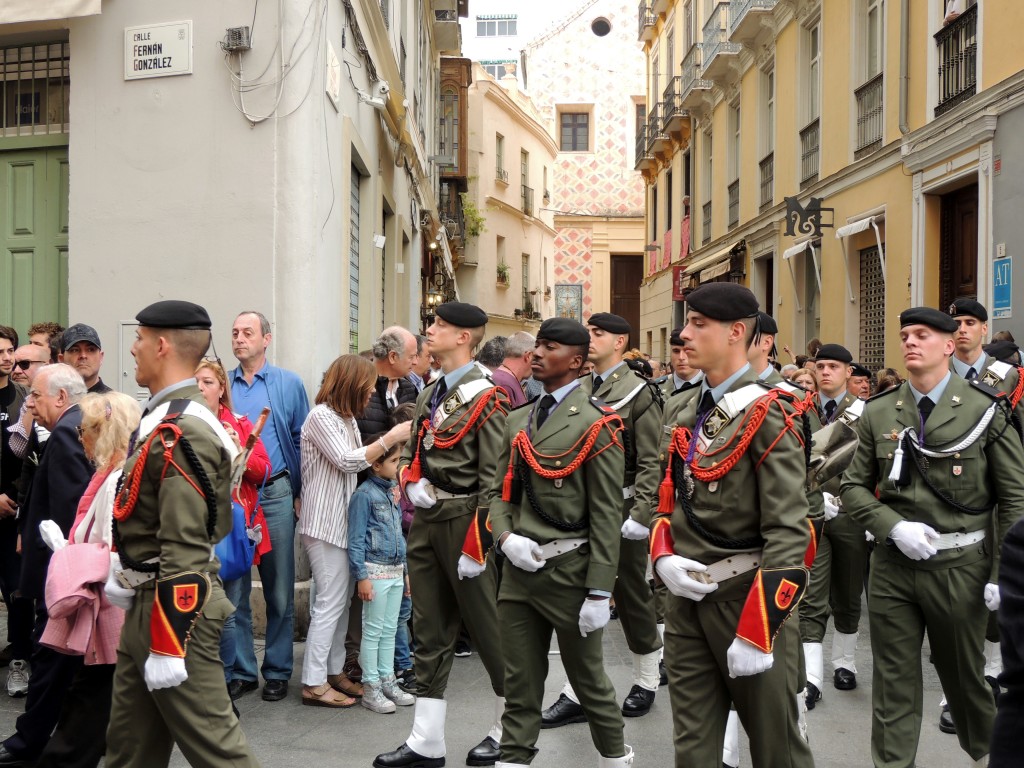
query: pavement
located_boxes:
[0,605,966,767]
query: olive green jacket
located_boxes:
[841,376,1024,579]
[582,365,662,527]
[489,385,625,592]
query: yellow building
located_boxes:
[639,0,1024,369]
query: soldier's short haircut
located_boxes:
[373,327,412,360]
[505,331,535,359]
[468,325,486,349]
[166,328,213,366]
[476,337,507,368]
[237,311,271,336]
[39,363,86,401]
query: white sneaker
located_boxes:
[381,675,415,706]
[7,659,30,697]
[362,682,397,714]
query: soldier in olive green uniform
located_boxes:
[488,318,632,768]
[841,307,1024,768]
[375,302,509,768]
[540,313,663,727]
[652,284,814,768]
[104,301,259,768]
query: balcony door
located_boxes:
[939,183,978,309]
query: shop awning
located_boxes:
[0,0,100,23]
[836,214,886,302]
[683,241,739,280]
[782,239,820,312]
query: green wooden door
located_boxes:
[0,147,69,331]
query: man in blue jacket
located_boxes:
[229,311,310,702]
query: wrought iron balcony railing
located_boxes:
[759,152,774,212]
[935,4,976,117]
[800,118,820,185]
[854,72,884,158]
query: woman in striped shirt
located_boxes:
[298,355,411,707]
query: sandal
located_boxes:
[302,683,356,708]
[328,673,363,698]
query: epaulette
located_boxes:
[867,386,901,402]
[652,374,670,386]
[588,395,618,416]
[970,379,1006,400]
[756,379,797,401]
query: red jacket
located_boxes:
[219,405,273,563]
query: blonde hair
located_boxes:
[79,392,142,470]
[195,358,233,411]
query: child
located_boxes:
[347,434,414,714]
[389,403,418,693]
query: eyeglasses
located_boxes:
[14,359,45,370]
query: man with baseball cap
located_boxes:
[59,323,110,394]
[842,307,1024,767]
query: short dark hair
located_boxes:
[390,402,416,426]
[0,325,17,348]
[476,336,507,368]
[236,311,271,336]
[165,328,212,367]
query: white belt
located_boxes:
[622,485,636,500]
[934,529,986,550]
[698,552,761,585]
[537,537,587,560]
[432,488,474,501]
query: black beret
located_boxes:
[815,343,853,364]
[900,307,958,333]
[62,323,101,351]
[537,317,590,346]
[984,340,1020,364]
[686,283,758,321]
[757,312,778,335]
[947,297,988,322]
[850,362,872,378]
[669,327,685,346]
[587,312,632,336]
[626,358,652,378]
[136,300,212,330]
[435,302,487,328]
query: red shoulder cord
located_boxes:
[113,423,206,522]
[404,388,507,485]
[1011,367,1024,409]
[656,391,805,514]
[500,414,624,502]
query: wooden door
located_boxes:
[611,254,642,349]
[939,183,978,308]
[0,147,69,331]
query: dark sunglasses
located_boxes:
[14,359,46,370]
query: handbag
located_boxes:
[216,468,269,582]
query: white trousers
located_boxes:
[301,534,353,685]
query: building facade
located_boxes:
[639,0,1024,368]
[0,0,464,395]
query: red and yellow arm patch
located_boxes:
[460,507,494,566]
[735,566,809,653]
[150,571,211,658]
[650,517,675,563]
[804,517,826,569]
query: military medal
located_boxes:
[423,433,435,450]
[683,464,695,499]
[953,465,962,476]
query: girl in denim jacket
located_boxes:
[347,435,414,714]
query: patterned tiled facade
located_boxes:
[553,226,594,315]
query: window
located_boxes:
[684,1,693,50]
[380,0,389,29]
[521,149,529,185]
[666,170,674,232]
[761,67,775,156]
[866,0,883,79]
[477,15,517,36]
[480,60,516,79]
[859,245,885,371]
[1,42,70,135]
[635,102,646,135]
[400,38,406,86]
[651,51,660,112]
[349,167,361,353]
[439,86,459,173]
[702,130,712,244]
[522,254,532,314]
[496,134,507,182]
[805,20,821,123]
[560,112,590,151]
[729,104,741,181]
[666,30,675,95]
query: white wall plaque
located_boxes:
[125,21,193,80]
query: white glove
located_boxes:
[984,582,1001,611]
[889,521,940,560]
[39,520,68,552]
[578,598,611,637]
[405,479,436,509]
[654,555,719,601]
[822,492,840,522]
[104,554,136,611]
[727,637,774,678]
[457,554,486,580]
[865,530,876,542]
[500,533,546,572]
[621,518,650,540]
[144,654,188,691]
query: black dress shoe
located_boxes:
[939,704,957,734]
[540,693,587,729]
[986,674,1001,704]
[465,736,499,767]
[0,745,30,767]
[834,667,857,690]
[659,659,668,687]
[262,679,288,701]
[805,682,822,710]
[621,684,655,717]
[227,679,258,700]
[372,743,445,768]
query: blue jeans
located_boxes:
[231,475,296,683]
[359,576,404,685]
[394,592,413,671]
[220,578,242,682]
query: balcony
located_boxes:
[701,3,741,81]
[521,184,535,217]
[935,4,976,117]
[759,152,774,211]
[681,45,712,109]
[433,9,460,53]
[728,0,777,43]
[496,166,509,184]
[854,72,884,159]
[638,1,657,43]
[635,124,656,171]
[702,201,712,245]
[653,0,671,16]
[647,104,671,155]
[728,180,739,229]
[662,76,689,135]
[800,118,820,186]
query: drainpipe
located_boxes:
[899,0,910,134]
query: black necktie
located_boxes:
[696,390,715,422]
[824,400,837,423]
[536,394,556,429]
[967,367,977,380]
[435,378,448,400]
[918,396,934,423]
[593,375,603,391]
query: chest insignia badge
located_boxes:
[953,465,963,476]
[702,407,728,438]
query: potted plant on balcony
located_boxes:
[460,192,487,241]
[497,262,510,287]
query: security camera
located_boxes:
[374,81,390,97]
[356,90,387,111]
